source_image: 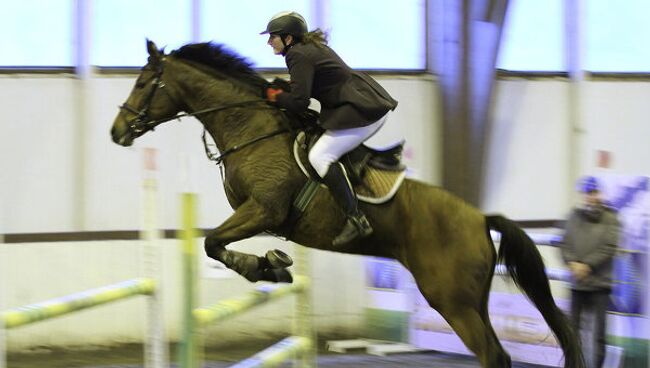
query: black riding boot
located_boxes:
[322,163,373,246]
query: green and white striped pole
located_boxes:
[1,279,156,329]
[193,278,309,327]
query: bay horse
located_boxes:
[111,40,584,368]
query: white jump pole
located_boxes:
[0,314,5,368]
[293,245,316,368]
[0,217,6,368]
[141,148,167,368]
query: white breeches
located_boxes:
[308,113,389,178]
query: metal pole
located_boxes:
[191,0,201,43]
[72,0,92,229]
[565,0,586,206]
[310,0,329,33]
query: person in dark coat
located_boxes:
[261,11,398,247]
[559,175,620,368]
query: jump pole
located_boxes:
[0,226,5,368]
[179,191,200,368]
[177,192,315,367]
[292,245,316,368]
[141,148,167,368]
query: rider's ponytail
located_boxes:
[301,29,328,47]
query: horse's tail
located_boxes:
[485,215,585,368]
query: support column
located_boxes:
[311,0,329,32]
[73,0,92,229]
[437,0,509,205]
[191,0,201,42]
[565,0,586,205]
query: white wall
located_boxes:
[0,76,80,232]
[483,80,572,219]
[4,74,648,233]
[483,79,650,219]
[3,73,650,350]
[0,74,440,234]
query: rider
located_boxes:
[261,11,398,247]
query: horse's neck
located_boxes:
[166,60,268,151]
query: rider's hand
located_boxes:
[271,77,292,92]
[265,87,283,103]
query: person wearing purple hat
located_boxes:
[559,176,620,367]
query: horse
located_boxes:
[110,40,584,368]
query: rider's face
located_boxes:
[268,34,289,55]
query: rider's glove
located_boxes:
[265,87,284,103]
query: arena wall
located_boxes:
[2,74,649,350]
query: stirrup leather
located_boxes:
[333,214,373,247]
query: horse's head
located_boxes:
[111,40,181,146]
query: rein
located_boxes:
[124,95,291,164]
[202,127,289,165]
[158,99,291,165]
[170,100,291,164]
[118,58,292,167]
[124,98,269,135]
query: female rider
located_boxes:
[261,11,398,247]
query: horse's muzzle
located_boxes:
[111,126,134,147]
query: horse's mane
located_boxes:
[171,42,268,90]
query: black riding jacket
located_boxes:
[275,42,398,130]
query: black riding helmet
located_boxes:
[260,11,308,38]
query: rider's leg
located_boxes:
[308,114,387,246]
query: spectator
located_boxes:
[560,175,620,368]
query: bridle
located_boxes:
[118,64,167,141]
[117,58,291,163]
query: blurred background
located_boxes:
[1,0,648,367]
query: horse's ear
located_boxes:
[146,39,162,62]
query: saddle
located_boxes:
[293,130,407,204]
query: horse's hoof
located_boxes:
[262,268,293,283]
[241,268,293,283]
[266,249,293,268]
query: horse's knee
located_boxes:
[204,235,227,258]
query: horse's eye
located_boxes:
[135,81,146,89]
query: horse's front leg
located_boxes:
[204,198,292,283]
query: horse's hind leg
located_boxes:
[478,283,511,367]
[438,305,511,368]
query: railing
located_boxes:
[0,151,167,368]
[0,264,164,368]
[1,278,155,329]
[178,192,316,368]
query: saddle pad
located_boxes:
[293,134,406,204]
[355,166,405,204]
